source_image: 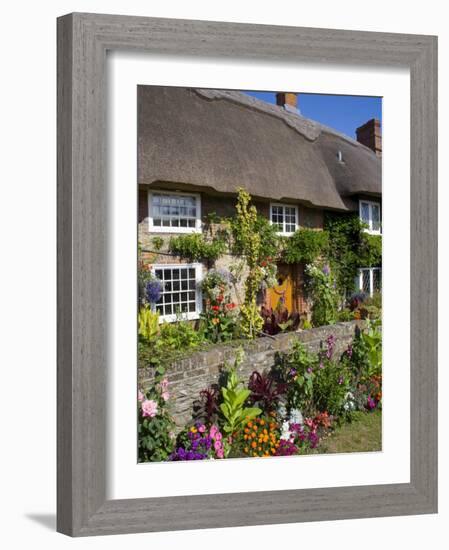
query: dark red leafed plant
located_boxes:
[260,305,300,335]
[192,385,220,425]
[248,370,287,412]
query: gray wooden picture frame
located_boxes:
[57,12,438,537]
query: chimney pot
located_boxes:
[276,92,298,109]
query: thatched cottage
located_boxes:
[138,86,382,322]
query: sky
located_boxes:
[242,91,382,140]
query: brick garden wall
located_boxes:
[138,320,364,427]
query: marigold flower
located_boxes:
[251,441,257,449]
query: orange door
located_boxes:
[266,264,294,313]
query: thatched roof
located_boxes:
[138,87,381,211]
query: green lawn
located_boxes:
[317,410,382,454]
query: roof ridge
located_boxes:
[194,88,370,150]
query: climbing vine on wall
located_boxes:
[324,212,382,296]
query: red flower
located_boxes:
[226,302,236,310]
[217,295,224,303]
[260,261,267,267]
[211,305,220,312]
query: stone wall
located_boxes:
[138,320,364,427]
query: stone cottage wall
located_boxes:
[138,320,364,427]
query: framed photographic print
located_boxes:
[57,12,437,536]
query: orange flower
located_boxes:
[251,441,257,449]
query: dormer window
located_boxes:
[359,200,381,234]
[270,203,298,235]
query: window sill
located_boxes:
[149,226,202,234]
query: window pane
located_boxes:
[152,265,198,320]
[360,202,370,223]
[151,193,198,231]
[371,204,380,231]
[373,268,382,291]
[361,270,370,293]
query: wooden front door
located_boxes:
[266,263,295,313]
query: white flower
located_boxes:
[280,420,293,442]
[289,408,304,425]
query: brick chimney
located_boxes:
[356,118,382,157]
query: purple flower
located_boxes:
[346,344,353,358]
[367,396,376,410]
[319,362,325,369]
[308,432,319,449]
[338,376,344,385]
[289,368,297,377]
[276,439,298,456]
[146,279,163,304]
[322,264,330,276]
[307,367,313,374]
[326,334,336,359]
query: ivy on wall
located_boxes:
[324,212,382,296]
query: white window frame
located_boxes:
[148,190,202,234]
[151,263,203,323]
[359,199,381,235]
[269,203,298,236]
[356,267,382,297]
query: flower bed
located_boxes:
[138,320,382,462]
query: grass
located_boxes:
[317,409,382,454]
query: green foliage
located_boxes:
[151,236,164,251]
[159,319,204,350]
[324,212,382,296]
[138,306,160,343]
[278,342,318,414]
[220,355,262,442]
[358,233,382,267]
[169,233,226,264]
[138,374,176,462]
[305,264,339,326]
[282,228,329,264]
[353,320,382,378]
[230,189,266,338]
[336,308,354,322]
[313,361,351,417]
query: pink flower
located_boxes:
[138,390,145,402]
[214,431,222,441]
[160,378,169,391]
[141,399,158,418]
[216,448,224,459]
[161,391,170,402]
[214,440,222,451]
[210,424,219,439]
[198,424,206,433]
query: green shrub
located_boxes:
[138,306,159,343]
[282,228,329,264]
[169,233,226,264]
[305,263,339,326]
